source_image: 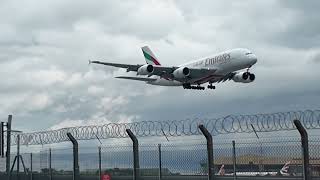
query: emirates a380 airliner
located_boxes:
[90,46,257,90]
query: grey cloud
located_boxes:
[272,0,320,49]
[311,52,320,64]
[174,0,320,50]
[0,0,319,133]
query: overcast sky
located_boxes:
[0,0,319,133]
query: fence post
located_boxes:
[126,129,140,180]
[199,124,214,180]
[30,153,33,180]
[49,148,52,180]
[158,144,162,180]
[67,132,80,180]
[98,146,101,180]
[17,134,20,180]
[0,122,4,157]
[293,120,310,180]
[232,140,237,180]
[6,115,12,178]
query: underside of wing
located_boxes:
[209,72,236,83]
[153,67,219,82]
[115,76,157,82]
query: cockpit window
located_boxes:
[245,52,253,55]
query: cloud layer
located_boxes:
[0,0,319,132]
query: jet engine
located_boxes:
[232,71,255,83]
[173,67,190,79]
[137,64,154,75]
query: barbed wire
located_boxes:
[12,109,320,145]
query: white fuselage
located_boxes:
[148,48,257,86]
[229,171,278,176]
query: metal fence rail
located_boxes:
[10,109,320,145]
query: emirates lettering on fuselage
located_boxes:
[204,53,231,66]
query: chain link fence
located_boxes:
[2,136,320,180]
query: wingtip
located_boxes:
[88,60,92,65]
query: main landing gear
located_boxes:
[183,84,205,90]
[207,84,215,89]
[183,83,215,90]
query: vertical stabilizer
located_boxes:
[141,46,161,65]
[218,165,225,176]
[280,161,291,175]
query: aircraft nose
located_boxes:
[250,54,257,65]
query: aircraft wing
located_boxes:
[115,76,157,82]
[90,60,175,74]
[90,61,141,72]
[90,60,218,81]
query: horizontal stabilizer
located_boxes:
[115,76,157,82]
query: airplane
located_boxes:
[279,161,292,176]
[89,46,257,90]
[216,161,291,176]
[216,164,226,176]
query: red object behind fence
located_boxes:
[101,173,111,180]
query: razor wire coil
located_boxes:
[11,109,320,145]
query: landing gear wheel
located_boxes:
[208,85,216,89]
[183,83,205,90]
[183,83,191,89]
[207,85,215,89]
[207,83,215,89]
[190,85,204,90]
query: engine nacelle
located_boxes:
[232,72,255,83]
[173,67,190,79]
[137,64,154,75]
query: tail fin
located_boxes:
[280,161,290,174]
[141,46,161,65]
[218,164,225,176]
